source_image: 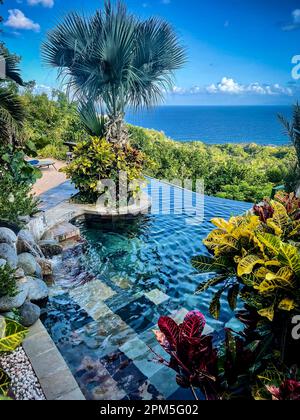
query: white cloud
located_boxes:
[292,9,300,24]
[171,86,186,94]
[207,77,244,94]
[282,9,300,31]
[27,0,54,7]
[169,78,293,97]
[4,9,40,32]
[206,77,293,96]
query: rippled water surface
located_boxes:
[79,181,250,320]
[41,180,251,400]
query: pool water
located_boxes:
[41,179,251,400]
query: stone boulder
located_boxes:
[35,263,43,279]
[19,301,41,327]
[0,243,18,269]
[26,277,49,301]
[36,258,53,276]
[0,281,29,312]
[14,267,25,279]
[16,229,43,258]
[17,253,37,276]
[0,228,17,247]
[38,240,63,258]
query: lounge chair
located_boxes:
[28,159,57,170]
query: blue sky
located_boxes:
[1,0,300,105]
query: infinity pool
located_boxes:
[41,179,251,400]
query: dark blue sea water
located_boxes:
[126,106,292,145]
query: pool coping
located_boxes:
[23,320,85,401]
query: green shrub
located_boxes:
[0,145,41,186]
[38,144,68,161]
[0,145,40,225]
[62,137,148,203]
[266,166,288,184]
[0,173,39,224]
[129,125,293,202]
[0,264,17,298]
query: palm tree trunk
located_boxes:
[105,113,129,146]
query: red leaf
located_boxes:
[153,330,171,353]
[181,310,206,339]
[158,316,179,350]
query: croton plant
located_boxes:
[0,317,28,399]
[154,192,300,400]
[154,309,300,400]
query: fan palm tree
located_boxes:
[0,49,25,144]
[42,0,186,145]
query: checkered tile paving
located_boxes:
[41,279,215,400]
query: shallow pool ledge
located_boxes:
[23,321,85,400]
[45,191,151,227]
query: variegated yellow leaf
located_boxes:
[0,319,28,353]
[288,221,300,238]
[255,267,271,278]
[255,267,295,294]
[266,220,282,237]
[258,306,275,322]
[211,218,231,231]
[278,243,300,276]
[278,298,295,312]
[256,233,282,256]
[0,368,10,396]
[265,260,281,268]
[267,201,290,236]
[237,255,265,277]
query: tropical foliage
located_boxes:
[0,145,40,225]
[21,88,88,158]
[192,195,300,322]
[42,0,186,145]
[0,368,10,397]
[154,310,300,400]
[0,318,28,353]
[2,83,296,203]
[279,103,300,192]
[183,193,300,400]
[0,19,40,227]
[62,137,148,203]
[0,317,28,398]
[0,263,16,298]
[153,311,217,399]
[0,44,25,145]
[129,125,293,202]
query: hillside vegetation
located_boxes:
[129,125,294,202]
[17,90,295,203]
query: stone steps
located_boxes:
[41,222,80,243]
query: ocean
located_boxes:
[126,105,292,146]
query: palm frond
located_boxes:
[0,88,25,140]
[78,100,106,138]
[42,0,186,125]
[3,53,24,86]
